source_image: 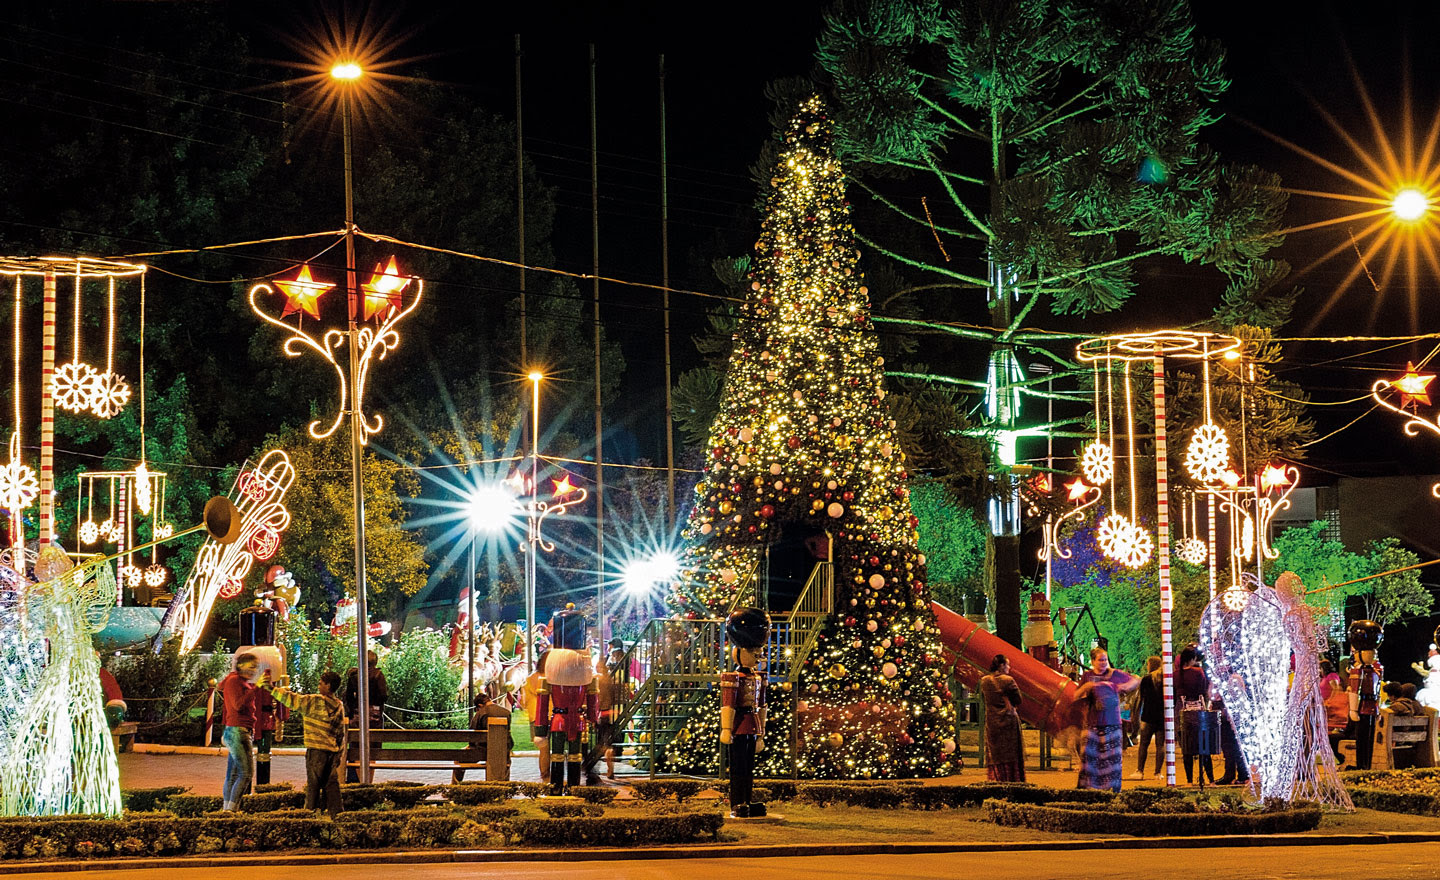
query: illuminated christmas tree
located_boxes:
[674,97,957,778]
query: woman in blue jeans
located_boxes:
[220,653,265,810]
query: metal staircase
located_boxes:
[613,560,834,776]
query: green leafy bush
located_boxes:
[537,801,604,818]
[500,812,724,846]
[377,628,465,721]
[103,640,230,738]
[983,798,1322,835]
[631,780,705,802]
[121,787,188,813]
[569,786,619,804]
[164,795,223,817]
[444,783,515,805]
[239,790,306,812]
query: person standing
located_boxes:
[263,671,347,817]
[220,652,264,811]
[344,650,387,783]
[521,650,551,780]
[1075,646,1139,792]
[1213,695,1250,786]
[251,684,288,786]
[1177,644,1215,786]
[588,652,621,782]
[1321,658,1351,763]
[1128,656,1164,780]
[979,654,1025,782]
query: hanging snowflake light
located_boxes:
[1220,584,1250,612]
[1176,537,1207,565]
[0,436,39,513]
[1185,422,1231,484]
[154,523,173,540]
[51,362,100,414]
[99,518,115,541]
[89,372,131,419]
[78,520,99,545]
[118,564,143,589]
[143,565,167,588]
[1080,442,1113,485]
[1097,512,1152,568]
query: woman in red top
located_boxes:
[220,652,264,810]
[1320,658,1350,762]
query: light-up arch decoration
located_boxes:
[160,449,295,651]
[1075,330,1242,789]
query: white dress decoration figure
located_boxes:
[1413,647,1440,712]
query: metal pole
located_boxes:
[341,84,373,784]
[659,54,675,531]
[590,44,605,643]
[527,376,540,674]
[515,34,526,368]
[467,529,476,711]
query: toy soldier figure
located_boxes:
[721,606,770,818]
[1347,619,1384,770]
[534,604,597,794]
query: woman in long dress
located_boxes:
[1075,646,1139,792]
[979,653,1025,782]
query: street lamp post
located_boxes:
[330,60,374,784]
[526,371,541,674]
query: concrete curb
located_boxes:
[8,830,1440,874]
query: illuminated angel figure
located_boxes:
[1273,572,1352,811]
[0,546,123,817]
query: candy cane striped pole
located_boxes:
[39,272,56,549]
[1153,351,1176,787]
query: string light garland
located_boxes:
[249,259,422,444]
[670,97,954,780]
[52,269,101,414]
[89,277,131,419]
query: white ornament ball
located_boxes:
[699,523,713,535]
[793,390,804,400]
[808,414,818,424]
[880,444,893,458]
[739,428,754,443]
[865,619,878,633]
[770,463,782,475]
[868,573,885,589]
[827,480,838,490]
[827,502,844,518]
[882,662,898,679]
[775,481,785,490]
[941,739,957,755]
[797,700,809,712]
[918,554,927,566]
[738,454,750,466]
[720,568,737,584]
[912,619,925,632]
[832,418,842,427]
[850,598,858,607]
[881,639,891,649]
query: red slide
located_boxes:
[931,601,1086,739]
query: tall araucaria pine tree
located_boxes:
[675,96,957,778]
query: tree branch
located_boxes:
[1020,244,1172,289]
[854,232,991,287]
[879,283,981,310]
[873,316,996,342]
[1013,79,1104,141]
[915,92,985,138]
[887,370,988,389]
[850,176,985,241]
[923,156,992,239]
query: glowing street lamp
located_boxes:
[463,482,521,708]
[621,550,680,596]
[1392,188,1430,222]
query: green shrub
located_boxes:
[1348,787,1440,816]
[444,783,515,805]
[121,786,188,813]
[631,780,705,802]
[104,640,230,735]
[796,782,906,808]
[537,801,604,818]
[459,805,520,823]
[239,790,306,813]
[340,782,436,810]
[400,814,467,846]
[164,795,223,817]
[501,812,724,846]
[255,782,295,794]
[569,785,619,805]
[376,628,465,720]
[983,798,1322,835]
[512,782,549,799]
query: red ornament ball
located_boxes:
[787,436,802,449]
[759,504,776,519]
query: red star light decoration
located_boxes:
[1064,478,1091,503]
[552,475,576,496]
[361,255,411,321]
[275,264,334,320]
[1260,463,1292,493]
[1394,362,1436,410]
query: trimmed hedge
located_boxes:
[239,790,307,813]
[570,786,619,805]
[1347,787,1440,816]
[163,795,223,817]
[120,787,188,813]
[444,783,516,805]
[500,812,725,846]
[780,781,1115,810]
[537,801,604,818]
[339,782,437,810]
[630,780,706,802]
[983,798,1323,836]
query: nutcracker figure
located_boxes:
[721,606,770,818]
[1347,619,1384,770]
[534,604,597,794]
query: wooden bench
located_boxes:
[111,721,138,754]
[1376,710,1438,770]
[345,717,510,781]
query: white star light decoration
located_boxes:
[1184,422,1231,484]
[1097,512,1153,569]
[1080,441,1113,485]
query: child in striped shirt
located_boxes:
[263,670,347,816]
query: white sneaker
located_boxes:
[1127,771,1143,780]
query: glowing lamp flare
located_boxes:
[1392,188,1430,222]
[361,256,411,321]
[1393,362,1436,409]
[275,264,334,320]
[330,62,363,81]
